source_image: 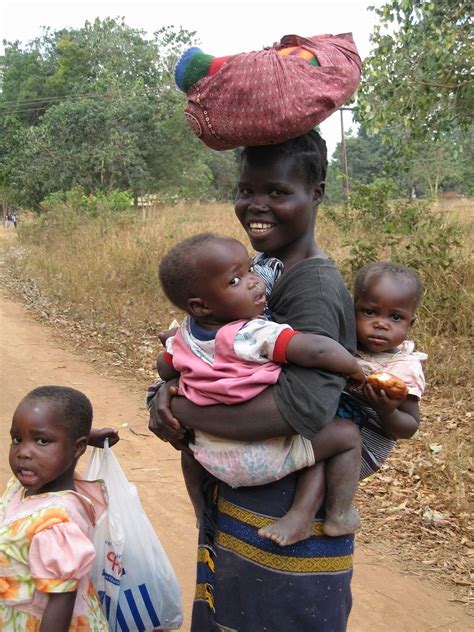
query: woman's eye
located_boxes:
[229,277,241,286]
[238,187,251,197]
[269,189,284,198]
[36,438,50,446]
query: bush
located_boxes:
[18,188,135,244]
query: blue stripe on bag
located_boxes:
[125,588,146,629]
[116,603,129,631]
[139,583,161,627]
[98,591,112,620]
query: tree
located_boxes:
[0,18,237,207]
[325,127,392,204]
[356,0,472,150]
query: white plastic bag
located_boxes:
[85,441,183,631]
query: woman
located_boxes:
[149,130,356,631]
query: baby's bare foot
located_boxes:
[258,512,313,546]
[323,507,361,537]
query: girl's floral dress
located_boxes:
[0,477,108,631]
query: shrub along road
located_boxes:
[0,289,471,631]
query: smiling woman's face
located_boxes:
[234,153,319,263]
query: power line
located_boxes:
[0,90,164,116]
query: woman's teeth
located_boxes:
[249,222,273,233]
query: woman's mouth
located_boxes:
[248,221,275,235]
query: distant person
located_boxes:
[156,232,365,545]
[0,386,109,631]
[11,212,17,228]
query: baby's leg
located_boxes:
[319,418,361,537]
[258,462,326,546]
[181,451,208,526]
[258,419,362,544]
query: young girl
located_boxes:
[0,386,109,631]
[156,232,365,543]
[149,130,360,631]
[340,261,427,477]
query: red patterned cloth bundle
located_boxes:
[176,33,361,150]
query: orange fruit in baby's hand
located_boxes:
[367,372,408,399]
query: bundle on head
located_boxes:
[174,33,361,150]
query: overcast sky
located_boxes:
[0,0,386,154]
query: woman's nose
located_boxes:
[248,196,270,212]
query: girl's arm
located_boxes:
[360,384,419,439]
[285,333,366,384]
[40,591,76,632]
[88,427,120,447]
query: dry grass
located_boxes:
[1,198,473,604]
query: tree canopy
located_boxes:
[0,18,238,208]
[356,0,472,149]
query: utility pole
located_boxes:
[339,107,352,205]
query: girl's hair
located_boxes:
[21,385,93,440]
[159,232,236,310]
[353,261,423,307]
[239,129,328,192]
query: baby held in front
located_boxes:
[156,233,366,545]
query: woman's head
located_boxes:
[235,130,328,264]
[9,386,93,495]
[159,233,265,326]
[353,262,423,353]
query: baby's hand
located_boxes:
[361,383,406,417]
[158,325,179,347]
[88,427,120,448]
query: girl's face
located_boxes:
[355,275,417,353]
[189,239,266,326]
[234,154,321,264]
[9,399,86,495]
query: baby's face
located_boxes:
[195,239,266,324]
[355,275,417,353]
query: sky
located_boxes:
[0,0,385,155]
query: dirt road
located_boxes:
[1,289,471,631]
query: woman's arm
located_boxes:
[148,381,294,445]
[40,591,76,632]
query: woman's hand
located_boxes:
[88,427,120,448]
[148,378,191,451]
[345,364,367,386]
